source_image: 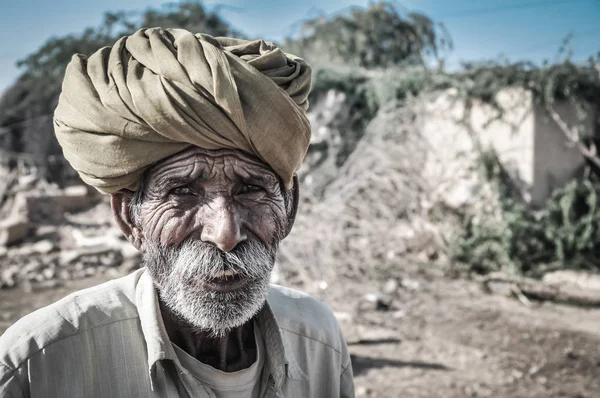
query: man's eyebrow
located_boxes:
[235,170,278,185]
[153,168,206,187]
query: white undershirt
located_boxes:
[172,321,265,398]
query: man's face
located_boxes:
[130,147,290,336]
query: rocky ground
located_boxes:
[1,165,599,397]
[322,269,600,398]
[1,247,599,397]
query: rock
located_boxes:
[100,254,117,267]
[17,174,38,189]
[60,246,115,266]
[35,225,59,238]
[363,292,392,311]
[31,240,54,254]
[564,347,579,360]
[1,266,19,288]
[333,312,352,322]
[317,280,328,290]
[528,364,541,376]
[482,280,514,297]
[42,268,56,280]
[72,228,123,248]
[72,270,86,279]
[351,325,400,345]
[13,186,94,224]
[96,265,108,274]
[382,278,399,295]
[62,185,87,197]
[58,269,72,280]
[464,383,493,397]
[22,260,42,275]
[105,268,124,279]
[401,278,421,291]
[511,369,524,379]
[536,376,548,385]
[0,311,15,321]
[0,217,31,246]
[53,185,91,213]
[543,270,600,292]
[13,192,63,223]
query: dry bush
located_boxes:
[277,101,448,284]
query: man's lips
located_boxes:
[198,271,249,293]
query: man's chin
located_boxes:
[142,236,276,335]
[160,278,270,337]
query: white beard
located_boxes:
[143,238,276,337]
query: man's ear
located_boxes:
[283,174,300,239]
[111,190,143,250]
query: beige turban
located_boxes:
[53,28,312,194]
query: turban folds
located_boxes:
[53,28,312,194]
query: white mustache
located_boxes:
[160,238,275,282]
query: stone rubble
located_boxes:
[0,173,140,289]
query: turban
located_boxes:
[53,28,312,194]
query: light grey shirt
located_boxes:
[171,321,264,397]
[0,269,354,397]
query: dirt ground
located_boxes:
[1,263,599,398]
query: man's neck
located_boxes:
[159,300,257,372]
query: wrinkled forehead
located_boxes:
[145,146,279,184]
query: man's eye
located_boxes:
[238,184,263,195]
[170,186,193,196]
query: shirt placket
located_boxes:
[257,372,283,398]
[175,364,217,398]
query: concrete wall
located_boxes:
[470,89,535,194]
[419,88,589,208]
[532,102,588,206]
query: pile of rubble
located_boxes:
[277,98,479,284]
[0,170,140,289]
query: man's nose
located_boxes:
[200,197,246,252]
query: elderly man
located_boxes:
[0,28,354,397]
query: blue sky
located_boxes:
[1,0,599,93]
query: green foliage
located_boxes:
[307,67,454,167]
[310,56,600,111]
[299,38,600,281]
[285,2,451,69]
[309,66,453,124]
[452,60,600,123]
[447,54,600,277]
[309,58,600,132]
[310,68,376,127]
[13,3,234,95]
[453,151,600,277]
[308,68,376,167]
[0,1,236,180]
[138,2,234,38]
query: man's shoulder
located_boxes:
[267,284,344,352]
[0,269,144,370]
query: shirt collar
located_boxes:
[255,302,308,389]
[135,270,178,376]
[135,268,308,389]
